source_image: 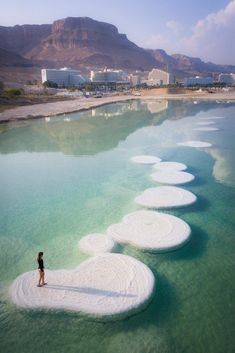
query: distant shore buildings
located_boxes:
[41,67,235,89]
[90,68,129,83]
[184,76,213,87]
[147,69,175,86]
[218,73,235,84]
[41,68,86,86]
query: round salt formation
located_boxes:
[150,171,195,185]
[153,161,187,171]
[196,121,215,126]
[177,141,212,148]
[79,233,116,256]
[107,210,191,252]
[135,186,197,208]
[194,127,219,131]
[10,254,155,320]
[130,155,162,164]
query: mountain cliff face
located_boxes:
[0,17,158,70]
[0,48,32,67]
[0,24,51,55]
[148,49,235,77]
[0,17,234,75]
[171,54,235,74]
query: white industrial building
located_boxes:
[218,73,235,84]
[90,68,129,83]
[41,68,86,86]
[184,76,213,86]
[147,69,175,86]
[129,74,141,87]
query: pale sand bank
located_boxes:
[0,91,235,123]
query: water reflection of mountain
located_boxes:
[0,100,232,156]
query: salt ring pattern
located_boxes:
[107,210,191,252]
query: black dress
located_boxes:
[38,259,44,272]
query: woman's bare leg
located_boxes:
[42,271,46,285]
[38,270,43,286]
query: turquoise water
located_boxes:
[0,100,235,353]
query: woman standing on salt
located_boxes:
[37,252,47,287]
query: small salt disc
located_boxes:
[130,155,162,164]
[194,127,219,131]
[10,254,155,320]
[177,141,212,148]
[135,186,197,208]
[196,121,215,126]
[107,210,191,252]
[200,116,224,120]
[150,171,195,185]
[79,233,116,256]
[153,162,187,171]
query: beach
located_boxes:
[0,90,235,123]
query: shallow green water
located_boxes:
[0,100,235,353]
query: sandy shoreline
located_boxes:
[0,91,235,123]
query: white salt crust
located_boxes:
[150,171,195,185]
[130,155,162,164]
[79,233,116,256]
[107,210,191,252]
[196,121,215,126]
[194,127,219,131]
[10,254,155,320]
[177,141,212,148]
[135,186,197,208]
[153,161,187,171]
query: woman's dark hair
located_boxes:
[37,252,43,261]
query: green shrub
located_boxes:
[4,88,23,97]
[43,80,58,88]
[0,81,4,92]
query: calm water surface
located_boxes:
[0,100,235,353]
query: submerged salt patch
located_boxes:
[10,254,155,320]
[150,171,195,185]
[135,186,197,208]
[194,127,219,131]
[79,233,116,256]
[130,155,162,164]
[107,210,191,252]
[153,162,187,171]
[177,141,212,148]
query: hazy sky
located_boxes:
[0,0,234,65]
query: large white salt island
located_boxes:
[153,162,187,171]
[135,186,197,208]
[150,171,195,185]
[10,254,155,320]
[107,210,191,252]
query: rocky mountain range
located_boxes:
[0,17,234,78]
